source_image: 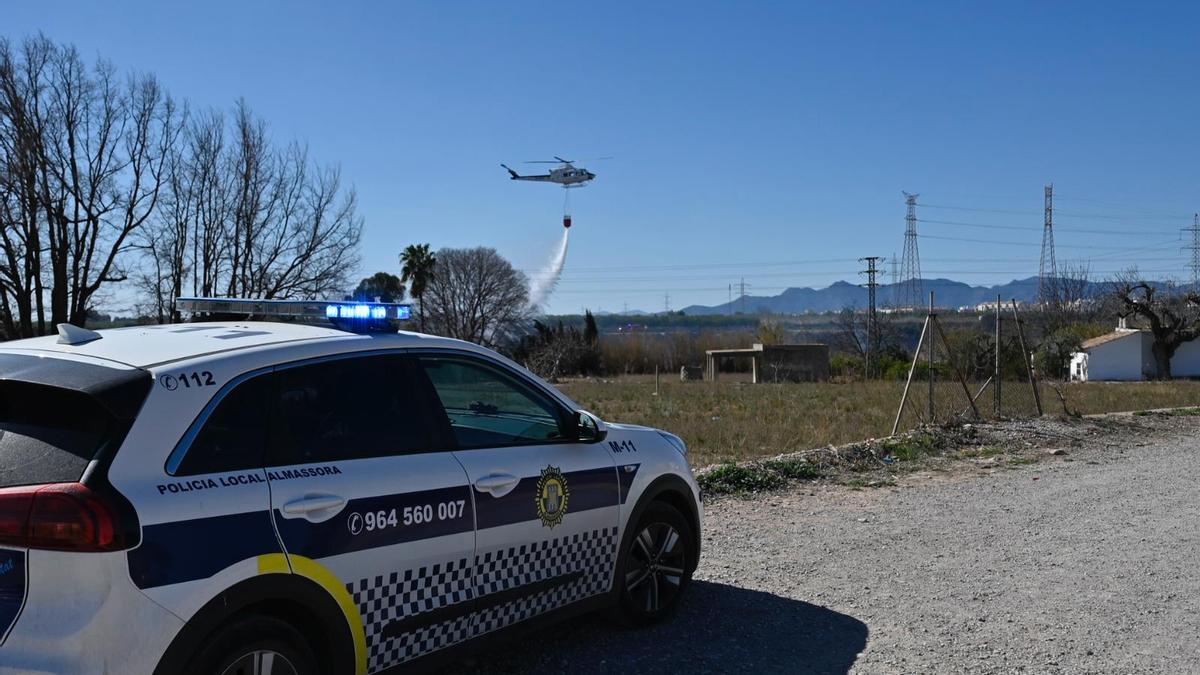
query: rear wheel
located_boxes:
[188,614,318,675]
[616,501,694,625]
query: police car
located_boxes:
[0,299,702,675]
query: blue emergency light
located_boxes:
[177,297,413,331]
[323,303,412,321]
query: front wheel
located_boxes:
[187,614,319,675]
[616,501,694,625]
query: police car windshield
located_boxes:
[0,381,115,488]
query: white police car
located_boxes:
[0,299,702,674]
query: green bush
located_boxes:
[761,457,822,480]
[698,457,823,495]
[881,433,937,461]
[698,463,784,494]
[831,353,863,378]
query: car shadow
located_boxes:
[442,581,868,674]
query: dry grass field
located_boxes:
[555,376,1200,468]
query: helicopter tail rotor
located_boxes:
[500,163,520,179]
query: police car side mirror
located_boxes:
[574,410,608,443]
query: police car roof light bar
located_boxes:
[176,297,413,326]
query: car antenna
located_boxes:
[56,323,104,345]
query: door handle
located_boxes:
[474,473,520,497]
[281,494,346,519]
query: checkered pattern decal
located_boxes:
[347,527,618,673]
[349,558,475,672]
[472,526,617,637]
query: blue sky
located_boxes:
[7,1,1200,313]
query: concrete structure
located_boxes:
[1070,328,1200,381]
[705,343,830,383]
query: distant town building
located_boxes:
[973,300,1028,313]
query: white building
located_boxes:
[1070,326,1200,381]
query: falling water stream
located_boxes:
[528,227,570,311]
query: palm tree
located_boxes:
[400,243,437,331]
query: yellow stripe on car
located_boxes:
[257,553,368,675]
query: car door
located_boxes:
[264,353,476,674]
[412,352,619,639]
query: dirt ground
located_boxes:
[447,412,1200,674]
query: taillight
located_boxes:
[0,483,130,552]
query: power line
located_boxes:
[1053,194,1196,218]
[548,255,1192,282]
[920,201,1191,222]
[920,203,1042,216]
[1083,239,1184,261]
[919,233,1175,250]
[551,265,1197,296]
[523,257,858,274]
[554,265,1193,286]
[918,217,1178,237]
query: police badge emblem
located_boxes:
[535,465,570,528]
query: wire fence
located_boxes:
[893,294,1050,432]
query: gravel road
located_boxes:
[448,416,1200,674]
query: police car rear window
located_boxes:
[0,381,114,488]
[174,373,274,476]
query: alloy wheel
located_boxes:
[220,650,299,675]
[624,521,687,613]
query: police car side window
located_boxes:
[269,355,433,465]
[176,373,274,476]
[418,355,566,449]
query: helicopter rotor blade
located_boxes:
[520,155,608,164]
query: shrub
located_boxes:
[698,462,785,494]
[698,457,822,495]
[761,457,822,480]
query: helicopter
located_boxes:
[500,156,600,187]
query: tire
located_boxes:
[186,614,319,675]
[615,501,694,626]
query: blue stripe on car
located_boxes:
[128,465,627,589]
[0,548,26,644]
[128,510,279,589]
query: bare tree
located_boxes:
[1109,273,1200,379]
[1028,262,1107,379]
[0,37,51,337]
[0,35,180,333]
[831,307,866,358]
[136,102,361,319]
[1034,262,1102,331]
[831,306,903,376]
[423,247,528,348]
[40,45,180,326]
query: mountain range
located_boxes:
[679,276,1052,315]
